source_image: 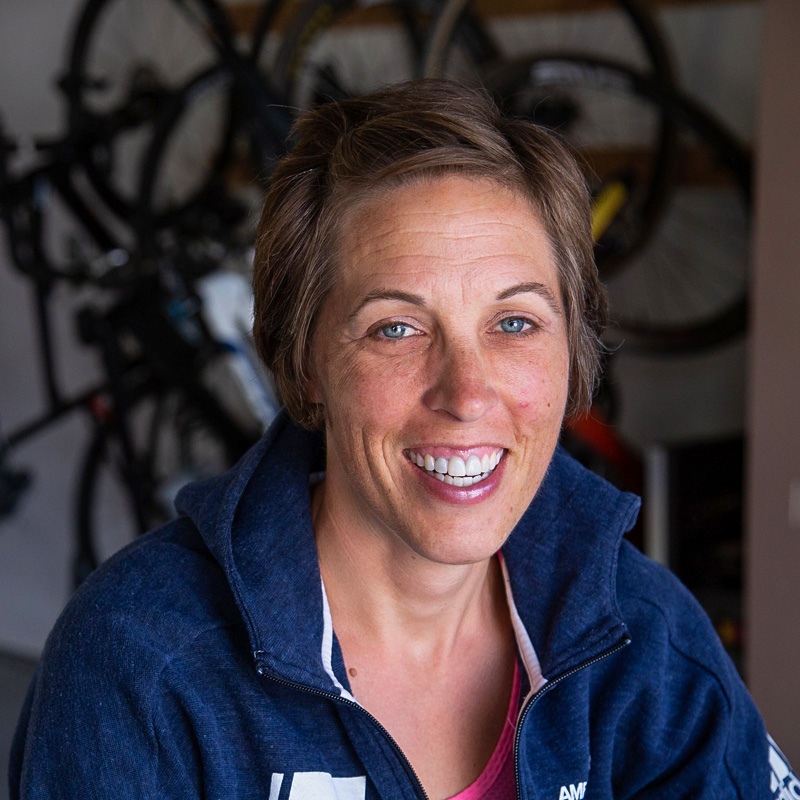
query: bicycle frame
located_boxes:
[0,128,122,455]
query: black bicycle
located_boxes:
[61,0,293,226]
[0,120,264,588]
[482,55,750,352]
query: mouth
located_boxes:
[405,448,505,487]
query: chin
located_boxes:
[405,526,510,567]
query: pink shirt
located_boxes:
[446,660,521,800]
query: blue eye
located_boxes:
[380,323,410,339]
[499,317,530,333]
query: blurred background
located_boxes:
[1,0,798,783]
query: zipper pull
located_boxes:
[254,650,269,676]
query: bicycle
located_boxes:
[264,0,675,114]
[0,119,275,587]
[61,0,294,226]
[485,55,751,352]
[61,0,678,245]
[138,57,749,355]
[422,0,674,81]
[70,256,276,584]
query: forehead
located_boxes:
[335,176,560,300]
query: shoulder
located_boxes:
[44,516,240,687]
[11,518,244,798]
[610,541,772,795]
[615,540,737,683]
[614,540,749,713]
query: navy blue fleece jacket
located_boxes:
[10,413,798,798]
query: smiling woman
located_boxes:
[10,80,795,799]
[308,177,570,575]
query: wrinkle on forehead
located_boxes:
[343,181,552,265]
[349,208,550,256]
[342,175,547,248]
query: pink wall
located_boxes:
[746,0,800,761]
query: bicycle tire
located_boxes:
[421,0,679,265]
[270,0,431,112]
[135,66,243,246]
[135,60,296,257]
[250,0,297,64]
[422,0,674,85]
[73,387,242,587]
[63,0,234,221]
[490,56,750,353]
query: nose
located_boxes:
[422,342,499,422]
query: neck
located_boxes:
[312,479,508,662]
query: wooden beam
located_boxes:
[227,0,757,36]
[227,1,410,35]
[573,144,751,188]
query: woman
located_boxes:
[11,80,795,799]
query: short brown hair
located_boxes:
[253,79,607,428]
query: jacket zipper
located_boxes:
[254,658,429,800]
[513,636,632,800]
[256,635,629,800]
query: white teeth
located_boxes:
[465,455,482,476]
[448,456,466,477]
[408,448,504,486]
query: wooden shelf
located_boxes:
[226,0,757,36]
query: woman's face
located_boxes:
[309,176,570,566]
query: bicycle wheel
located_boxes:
[135,61,294,257]
[249,0,297,65]
[73,387,238,587]
[487,56,750,353]
[135,66,243,241]
[63,0,233,220]
[422,0,673,85]
[270,0,430,112]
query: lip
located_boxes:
[405,445,504,461]
[408,449,507,506]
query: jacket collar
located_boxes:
[176,412,640,693]
[501,450,639,678]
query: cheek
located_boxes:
[322,354,418,430]
[501,349,569,417]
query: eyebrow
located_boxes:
[349,282,562,319]
[496,282,562,315]
[348,290,426,320]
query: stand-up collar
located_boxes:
[501,451,639,678]
[176,413,640,691]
